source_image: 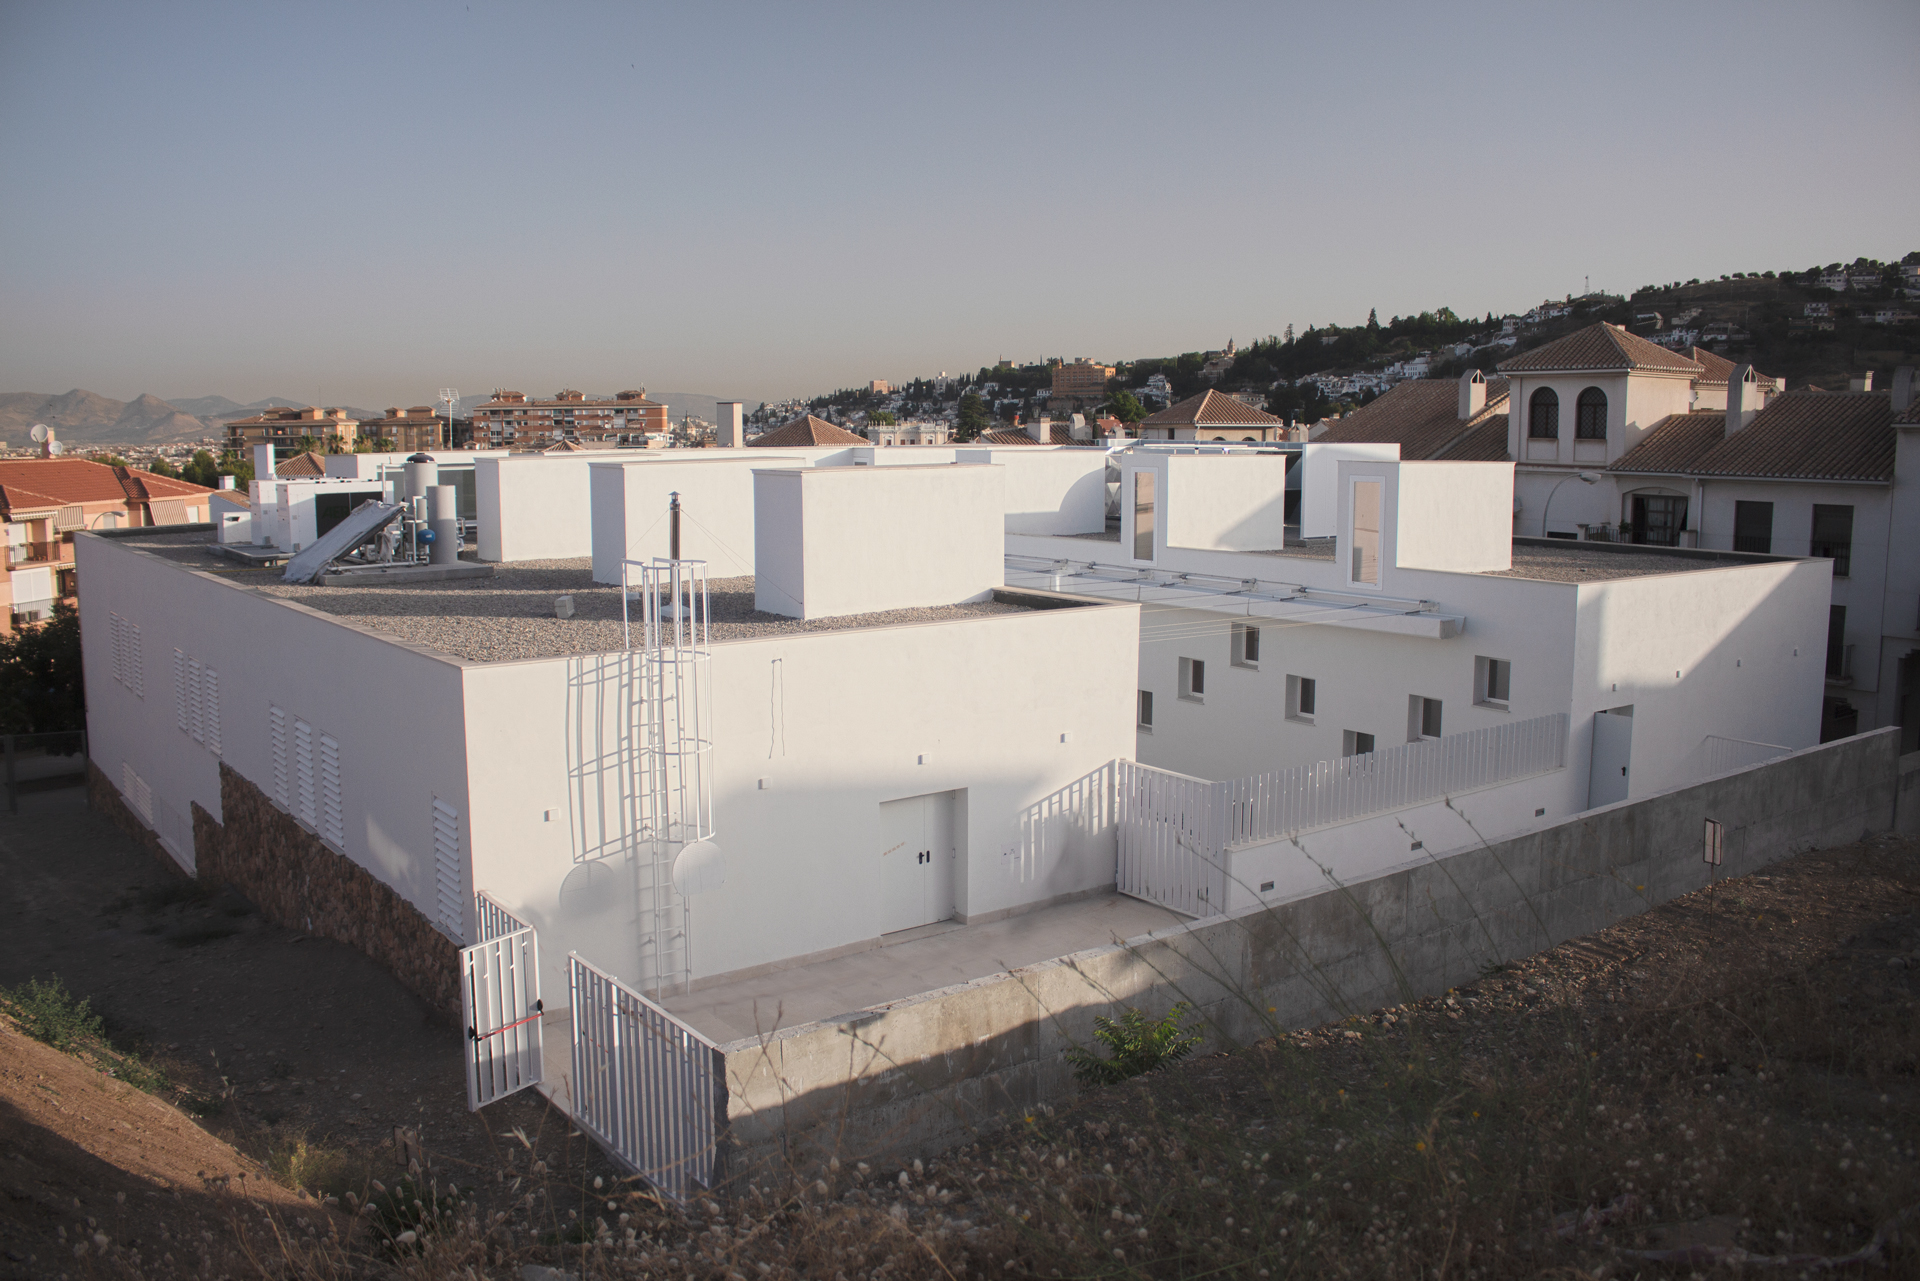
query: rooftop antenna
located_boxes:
[438,388,459,447]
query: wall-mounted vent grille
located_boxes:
[120,761,153,823]
[293,719,315,827]
[318,733,343,847]
[188,659,204,744]
[203,669,221,757]
[173,650,187,731]
[432,798,464,942]
[269,706,288,808]
[111,614,141,695]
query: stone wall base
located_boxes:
[87,759,189,881]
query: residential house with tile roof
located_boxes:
[1137,390,1289,442]
[1611,370,1917,744]
[1314,371,1513,462]
[747,415,868,448]
[0,459,212,632]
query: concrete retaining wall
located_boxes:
[1897,750,1920,834]
[720,727,1901,1177]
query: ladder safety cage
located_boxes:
[461,892,544,1111]
[618,557,717,999]
[568,952,725,1205]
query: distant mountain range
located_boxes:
[0,388,732,449]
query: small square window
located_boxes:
[1178,657,1205,702]
[1475,657,1511,707]
[1286,674,1316,723]
[1231,622,1260,668]
[1343,729,1375,757]
[1408,695,1442,742]
[1138,690,1153,729]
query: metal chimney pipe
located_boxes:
[669,491,681,560]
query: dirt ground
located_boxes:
[2,775,1917,1279]
[0,784,618,1278]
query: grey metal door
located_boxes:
[1588,706,1634,809]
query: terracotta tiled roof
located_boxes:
[1314,378,1511,460]
[1685,347,1778,391]
[1609,411,1728,474]
[1434,417,1514,462]
[978,425,1101,446]
[0,459,209,519]
[748,415,868,447]
[1498,323,1704,376]
[1612,393,1894,482]
[274,451,327,477]
[1140,389,1285,427]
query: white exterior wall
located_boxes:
[586,455,805,584]
[460,601,1140,1001]
[1566,558,1829,800]
[1508,370,1697,538]
[477,456,602,563]
[1162,454,1290,550]
[1297,442,1400,538]
[1395,462,1513,573]
[952,448,1108,534]
[751,465,1004,618]
[76,534,475,935]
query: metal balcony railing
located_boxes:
[6,541,67,567]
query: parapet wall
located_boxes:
[722,727,1902,1176]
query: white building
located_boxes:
[1004,443,1831,834]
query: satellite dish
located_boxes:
[671,839,727,896]
[29,424,47,443]
[48,441,65,456]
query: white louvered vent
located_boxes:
[269,706,288,807]
[129,625,143,697]
[111,614,125,687]
[173,649,187,731]
[318,733,343,847]
[120,761,153,823]
[432,798,464,941]
[203,669,221,756]
[293,719,315,827]
[188,659,204,743]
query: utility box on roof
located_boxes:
[752,464,1005,619]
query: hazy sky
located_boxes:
[3,1,1915,409]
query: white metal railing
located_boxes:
[1702,735,1789,777]
[1223,713,1569,845]
[1117,713,1569,918]
[462,893,542,1110]
[569,952,723,1204]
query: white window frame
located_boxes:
[1230,622,1260,669]
[1408,695,1442,742]
[1286,674,1316,723]
[1178,656,1205,703]
[1474,656,1511,709]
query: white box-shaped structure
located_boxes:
[1394,461,1514,574]
[588,454,806,583]
[251,477,392,552]
[754,464,1004,618]
[1298,441,1401,538]
[1119,450,1291,561]
[953,447,1109,534]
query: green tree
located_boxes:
[217,450,254,489]
[955,390,991,441]
[867,410,898,425]
[180,450,219,488]
[0,600,85,733]
[1107,389,1148,423]
[295,434,321,453]
[90,453,128,468]
[146,456,180,479]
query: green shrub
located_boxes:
[1065,1002,1202,1085]
[0,976,105,1051]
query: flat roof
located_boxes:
[107,530,1039,664]
[1237,537,1774,581]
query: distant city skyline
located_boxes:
[2,1,1915,409]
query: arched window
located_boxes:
[1575,387,1608,440]
[1528,388,1559,438]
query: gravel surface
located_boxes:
[118,536,1030,663]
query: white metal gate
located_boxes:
[462,893,544,1111]
[1117,760,1228,918]
[569,952,724,1204]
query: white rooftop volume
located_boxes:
[952,446,1108,534]
[584,454,803,581]
[753,463,1005,619]
[1298,441,1400,538]
[1119,450,1292,560]
[1342,459,1514,576]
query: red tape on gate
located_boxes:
[469,1007,544,1042]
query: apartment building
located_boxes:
[356,406,454,452]
[1049,358,1114,412]
[0,459,212,632]
[471,389,669,448]
[225,406,358,453]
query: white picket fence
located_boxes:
[569,953,725,1204]
[461,893,544,1111]
[1119,713,1569,918]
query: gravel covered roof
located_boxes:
[108,531,1035,664]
